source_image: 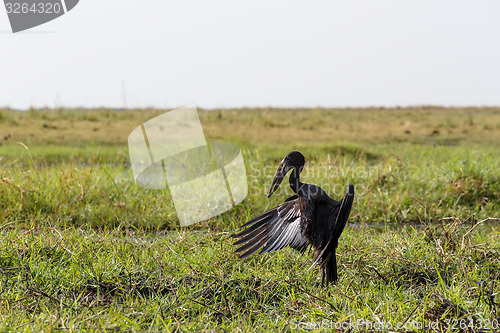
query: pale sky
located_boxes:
[1,0,499,109]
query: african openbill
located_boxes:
[232,151,354,286]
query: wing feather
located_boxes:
[231,196,309,258]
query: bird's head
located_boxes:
[267,151,305,198]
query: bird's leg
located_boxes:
[320,250,338,287]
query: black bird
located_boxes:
[232,151,354,286]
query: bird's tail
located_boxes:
[320,249,337,286]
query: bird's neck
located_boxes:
[288,166,304,194]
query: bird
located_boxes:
[231,151,354,286]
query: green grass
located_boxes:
[0,106,499,331]
[0,221,499,331]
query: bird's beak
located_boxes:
[267,159,289,198]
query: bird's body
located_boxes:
[232,151,354,286]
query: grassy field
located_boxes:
[0,106,499,331]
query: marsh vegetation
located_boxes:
[0,107,499,331]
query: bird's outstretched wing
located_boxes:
[231,195,309,258]
[331,183,355,241]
